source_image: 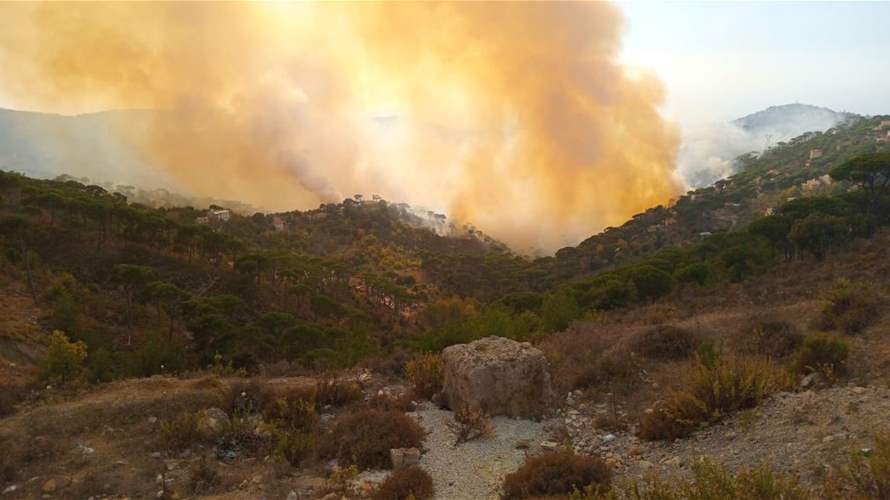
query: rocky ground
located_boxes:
[561,383,890,486]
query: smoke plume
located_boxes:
[0,2,680,253]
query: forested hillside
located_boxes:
[1,114,889,381]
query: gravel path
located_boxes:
[411,403,554,500]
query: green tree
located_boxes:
[540,290,580,332]
[145,281,188,341]
[830,152,890,213]
[113,264,157,338]
[789,213,848,260]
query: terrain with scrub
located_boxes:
[2,115,890,499]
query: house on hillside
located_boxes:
[210,208,231,222]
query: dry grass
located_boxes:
[816,278,885,335]
[405,353,444,400]
[631,325,701,361]
[449,403,493,444]
[639,355,793,441]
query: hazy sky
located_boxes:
[619,1,890,125]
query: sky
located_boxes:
[0,2,888,253]
[619,1,890,126]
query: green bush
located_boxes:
[793,334,848,376]
[817,279,883,334]
[502,451,611,499]
[639,356,792,441]
[40,330,87,384]
[673,262,712,286]
[839,431,890,498]
[625,265,673,302]
[373,466,434,500]
[321,409,425,469]
[405,353,444,400]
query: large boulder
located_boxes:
[440,336,552,419]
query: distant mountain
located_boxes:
[0,108,168,187]
[732,103,857,140]
[678,104,860,188]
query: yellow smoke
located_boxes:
[0,1,680,253]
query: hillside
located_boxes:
[547,113,890,282]
[2,109,890,499]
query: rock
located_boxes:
[663,456,682,467]
[293,475,327,491]
[41,479,58,493]
[2,485,18,495]
[390,447,421,468]
[197,408,230,436]
[286,492,298,500]
[800,372,822,389]
[601,433,616,443]
[852,386,867,394]
[540,441,558,451]
[440,336,553,419]
[638,460,654,470]
[515,439,531,450]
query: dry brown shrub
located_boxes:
[449,404,493,444]
[735,319,804,358]
[639,355,792,441]
[404,353,444,400]
[188,457,221,495]
[373,466,434,500]
[572,346,640,394]
[223,378,274,416]
[365,392,416,412]
[320,409,425,469]
[160,411,205,451]
[631,325,701,361]
[816,278,884,334]
[316,377,363,408]
[502,451,611,499]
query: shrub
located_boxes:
[316,377,363,408]
[735,320,804,359]
[321,409,425,469]
[405,354,444,400]
[449,404,493,444]
[613,459,807,499]
[224,379,274,416]
[160,411,204,451]
[502,451,611,499]
[0,385,22,418]
[187,457,220,495]
[840,431,890,498]
[264,395,318,433]
[631,325,700,361]
[639,356,792,441]
[275,430,316,467]
[625,265,673,302]
[793,334,849,376]
[40,330,87,384]
[573,348,639,393]
[373,466,434,500]
[817,279,884,334]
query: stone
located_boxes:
[286,492,298,500]
[540,441,558,451]
[638,460,654,470]
[601,433,616,443]
[41,479,58,493]
[800,372,822,389]
[197,408,230,436]
[440,336,553,419]
[390,448,421,469]
[515,439,531,450]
